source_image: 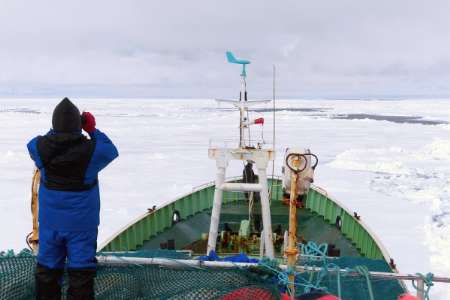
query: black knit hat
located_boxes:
[52,97,81,133]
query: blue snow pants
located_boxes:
[38,227,98,269]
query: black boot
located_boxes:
[67,268,96,300]
[35,263,63,300]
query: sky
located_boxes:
[0,0,450,99]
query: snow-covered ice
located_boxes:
[1,98,450,298]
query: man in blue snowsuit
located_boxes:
[27,98,118,300]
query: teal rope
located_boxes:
[299,242,330,295]
[412,273,434,300]
[258,259,326,296]
[327,263,342,298]
[355,265,374,300]
[300,242,328,258]
[336,267,341,298]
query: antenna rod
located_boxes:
[239,72,247,148]
[272,65,276,152]
[271,65,276,186]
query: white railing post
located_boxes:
[416,279,425,300]
[206,157,228,255]
[258,167,274,258]
[259,230,265,257]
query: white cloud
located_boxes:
[0,0,449,97]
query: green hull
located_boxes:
[101,178,389,262]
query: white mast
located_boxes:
[207,52,275,258]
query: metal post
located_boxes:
[283,230,288,256]
[207,158,228,255]
[239,75,246,148]
[239,106,244,148]
[286,157,300,299]
[257,167,274,258]
[416,279,425,300]
[259,230,265,257]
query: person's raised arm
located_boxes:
[82,112,119,173]
[27,136,43,169]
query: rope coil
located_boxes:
[412,272,434,300]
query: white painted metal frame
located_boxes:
[207,147,275,258]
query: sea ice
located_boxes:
[1,98,449,298]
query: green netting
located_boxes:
[0,255,35,300]
[0,250,405,300]
[94,264,279,300]
[294,257,405,300]
[0,252,280,300]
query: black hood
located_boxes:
[52,98,81,133]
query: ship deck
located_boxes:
[139,199,360,257]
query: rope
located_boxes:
[258,257,329,296]
[327,263,342,298]
[26,169,40,253]
[355,265,375,300]
[412,272,434,300]
[300,241,328,258]
[258,247,381,300]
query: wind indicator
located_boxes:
[226,51,251,77]
[216,51,270,148]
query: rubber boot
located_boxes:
[67,268,96,300]
[35,263,63,300]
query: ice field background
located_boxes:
[1,98,450,298]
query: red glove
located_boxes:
[81,111,96,133]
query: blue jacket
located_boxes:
[27,129,118,231]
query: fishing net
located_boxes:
[93,264,279,300]
[0,250,279,300]
[0,249,405,300]
[0,251,35,300]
